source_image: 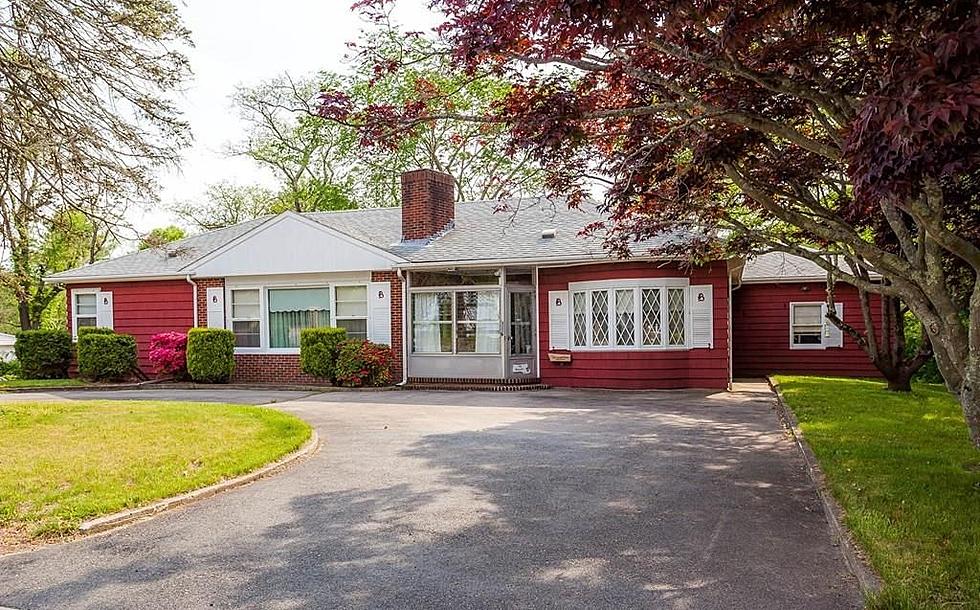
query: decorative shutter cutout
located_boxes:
[206,287,225,329]
[689,285,713,348]
[549,290,569,349]
[368,281,392,345]
[96,291,114,329]
[822,303,843,348]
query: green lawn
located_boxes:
[0,378,90,389]
[0,400,311,545]
[774,376,980,609]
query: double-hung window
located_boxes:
[789,302,843,349]
[411,289,500,354]
[334,285,368,339]
[73,292,98,331]
[569,282,688,349]
[230,289,261,347]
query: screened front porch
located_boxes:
[406,267,537,380]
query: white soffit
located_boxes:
[190,212,402,277]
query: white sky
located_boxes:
[138,0,436,235]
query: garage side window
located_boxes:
[790,303,823,347]
[230,289,261,348]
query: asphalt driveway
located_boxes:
[0,384,860,609]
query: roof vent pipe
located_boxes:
[541,228,557,239]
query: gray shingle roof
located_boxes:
[46,217,270,281]
[741,251,859,283]
[47,198,683,282]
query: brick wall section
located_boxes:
[401,169,455,240]
[193,278,225,327]
[231,354,322,384]
[371,270,404,381]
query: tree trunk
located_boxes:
[960,381,980,449]
[17,300,32,331]
[885,370,914,392]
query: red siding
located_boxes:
[66,280,195,375]
[538,261,731,390]
[732,282,881,377]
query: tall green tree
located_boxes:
[0,210,114,329]
[138,225,187,250]
[194,26,542,229]
[0,0,191,329]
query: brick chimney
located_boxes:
[401,169,455,241]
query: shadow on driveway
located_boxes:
[0,386,860,609]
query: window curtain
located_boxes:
[268,288,331,348]
[412,292,443,352]
[474,291,500,353]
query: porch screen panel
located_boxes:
[268,288,331,348]
[456,290,500,353]
[412,292,452,352]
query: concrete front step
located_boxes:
[404,381,550,392]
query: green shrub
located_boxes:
[0,358,21,379]
[14,330,72,379]
[334,339,394,387]
[186,328,236,383]
[77,327,115,338]
[299,327,347,381]
[77,333,138,381]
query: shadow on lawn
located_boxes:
[4,389,860,609]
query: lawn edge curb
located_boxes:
[766,376,883,597]
[78,429,320,535]
[0,381,401,393]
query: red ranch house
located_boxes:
[47,169,882,388]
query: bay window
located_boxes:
[569,281,691,350]
[411,289,500,354]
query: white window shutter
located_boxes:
[96,291,114,329]
[549,290,569,349]
[689,285,713,348]
[206,287,225,329]
[822,302,844,348]
[368,281,392,345]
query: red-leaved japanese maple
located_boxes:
[325,1,980,446]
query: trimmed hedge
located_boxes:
[77,327,115,338]
[299,327,347,381]
[334,339,394,387]
[186,328,236,383]
[14,330,72,379]
[77,332,138,381]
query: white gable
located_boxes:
[190,212,401,277]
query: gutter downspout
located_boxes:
[396,268,408,386]
[186,275,198,327]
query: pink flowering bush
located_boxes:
[333,339,394,387]
[148,331,188,379]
